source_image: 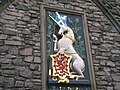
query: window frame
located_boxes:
[40,4,96,90]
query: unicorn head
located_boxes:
[58,24,68,35]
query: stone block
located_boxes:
[93,22,101,27]
[111,68,119,72]
[22,16,30,21]
[101,52,111,57]
[65,4,74,9]
[13,59,25,66]
[70,0,79,6]
[31,79,41,83]
[32,83,41,90]
[3,70,15,75]
[111,49,120,54]
[5,40,22,46]
[104,67,110,76]
[100,60,106,66]
[0,58,11,64]
[31,19,38,24]
[6,54,16,59]
[33,71,41,76]
[92,40,100,45]
[29,10,36,14]
[90,6,99,11]
[21,29,31,35]
[3,15,16,20]
[32,75,41,79]
[9,36,22,41]
[15,81,24,87]
[31,14,38,18]
[96,56,108,60]
[35,42,40,46]
[25,40,35,45]
[95,71,105,76]
[25,80,33,88]
[31,7,39,11]
[34,57,41,64]
[19,67,32,78]
[8,46,18,55]
[99,46,108,52]
[89,26,101,33]
[112,75,120,81]
[16,3,29,11]
[0,46,9,53]
[17,21,26,25]
[106,61,115,67]
[114,83,120,90]
[30,64,39,70]
[1,64,15,70]
[34,52,41,56]
[6,11,23,17]
[102,44,112,48]
[15,77,25,81]
[97,81,108,85]
[16,25,27,28]
[103,36,113,41]
[0,35,7,39]
[20,48,33,55]
[92,45,98,49]
[4,28,17,35]
[24,56,33,62]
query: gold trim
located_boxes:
[63,35,75,43]
[65,52,77,54]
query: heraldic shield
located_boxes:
[50,52,74,83]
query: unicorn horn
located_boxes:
[49,15,61,27]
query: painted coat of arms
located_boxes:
[50,12,85,83]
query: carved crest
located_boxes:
[50,52,74,83]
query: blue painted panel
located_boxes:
[46,10,91,90]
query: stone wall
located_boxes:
[0,0,120,90]
[0,0,41,89]
[101,0,120,29]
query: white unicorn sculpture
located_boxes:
[49,12,85,78]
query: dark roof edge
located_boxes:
[0,0,15,13]
[92,0,120,33]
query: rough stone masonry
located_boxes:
[0,0,120,90]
